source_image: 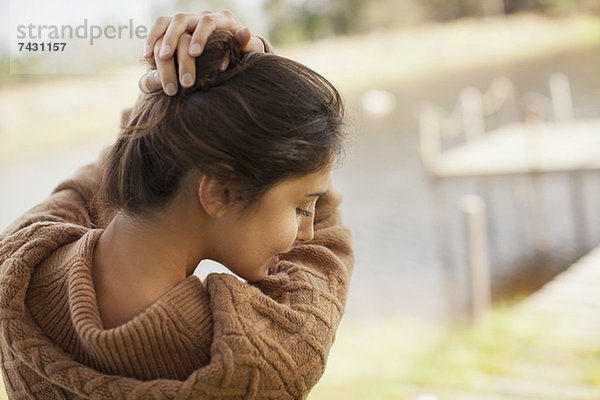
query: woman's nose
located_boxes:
[295,219,314,242]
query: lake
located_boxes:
[336,43,600,322]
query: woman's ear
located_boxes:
[197,173,231,218]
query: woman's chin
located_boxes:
[244,272,267,283]
[232,255,281,282]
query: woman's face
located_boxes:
[210,167,332,282]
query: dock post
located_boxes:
[418,106,441,172]
[483,0,505,17]
[460,87,485,142]
[460,194,491,323]
[549,73,574,122]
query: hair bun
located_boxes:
[181,30,246,94]
[144,30,245,94]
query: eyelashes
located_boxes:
[296,208,312,217]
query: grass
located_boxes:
[309,301,600,399]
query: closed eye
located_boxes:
[296,208,312,217]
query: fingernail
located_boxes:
[143,44,151,57]
[165,83,177,96]
[189,43,201,55]
[153,70,161,84]
[182,73,193,86]
[220,59,229,72]
[159,45,171,58]
[236,26,249,40]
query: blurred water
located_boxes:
[337,43,600,322]
[0,138,114,234]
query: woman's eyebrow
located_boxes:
[307,192,326,198]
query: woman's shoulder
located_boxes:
[25,229,214,380]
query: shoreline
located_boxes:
[280,13,600,94]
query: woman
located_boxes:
[0,11,353,400]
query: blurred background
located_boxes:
[1,0,600,399]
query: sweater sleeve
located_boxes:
[259,184,355,392]
[200,183,354,399]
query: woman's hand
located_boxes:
[138,10,266,96]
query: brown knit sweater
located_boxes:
[0,144,354,399]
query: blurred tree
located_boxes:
[264,0,366,43]
[263,0,307,43]
[422,0,480,21]
[420,0,600,20]
[482,0,505,15]
[503,0,545,13]
[262,0,599,45]
[173,0,240,15]
[0,54,9,86]
[537,0,600,14]
[360,0,426,29]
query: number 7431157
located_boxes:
[18,42,67,51]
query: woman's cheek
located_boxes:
[280,215,299,250]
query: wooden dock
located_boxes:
[484,244,600,399]
[426,119,600,178]
[518,244,600,350]
[418,73,600,179]
[410,245,600,400]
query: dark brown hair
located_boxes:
[101,30,345,218]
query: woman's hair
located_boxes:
[100,30,345,218]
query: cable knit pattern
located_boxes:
[0,142,354,399]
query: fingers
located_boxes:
[176,34,196,88]
[159,11,205,59]
[246,35,267,53]
[138,70,161,94]
[145,10,264,60]
[154,37,178,96]
[234,27,251,49]
[144,16,171,58]
[138,34,195,94]
[188,10,243,57]
[234,27,266,53]
[155,10,244,60]
[141,10,265,95]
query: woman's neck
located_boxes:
[92,197,207,328]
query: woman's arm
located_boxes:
[198,183,354,398]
